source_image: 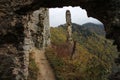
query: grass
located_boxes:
[28,52,39,80]
[45,46,88,80]
[45,43,112,80]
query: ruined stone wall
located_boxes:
[0,7,50,79]
[66,10,73,42]
[28,8,50,49]
[0,14,29,79]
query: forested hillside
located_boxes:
[45,23,118,80]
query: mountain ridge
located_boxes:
[58,22,105,35]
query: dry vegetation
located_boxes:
[28,51,39,80]
[45,25,118,80]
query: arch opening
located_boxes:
[49,6,103,27]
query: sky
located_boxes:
[49,6,102,27]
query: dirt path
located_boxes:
[32,48,56,80]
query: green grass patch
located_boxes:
[28,52,39,80]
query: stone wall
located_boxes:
[0,14,28,79]
[28,8,50,49]
[0,7,50,79]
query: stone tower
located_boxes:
[66,10,73,43]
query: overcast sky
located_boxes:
[49,6,102,27]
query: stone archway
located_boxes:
[1,0,119,51]
[0,0,120,80]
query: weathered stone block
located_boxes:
[24,38,32,45]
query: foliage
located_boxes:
[50,27,67,45]
[28,52,39,80]
[46,23,118,80]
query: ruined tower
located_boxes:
[66,10,73,43]
[66,10,76,59]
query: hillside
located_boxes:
[82,23,105,35]
[45,23,118,80]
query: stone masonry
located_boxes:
[66,10,73,43]
[0,7,50,80]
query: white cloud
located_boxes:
[49,6,102,27]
